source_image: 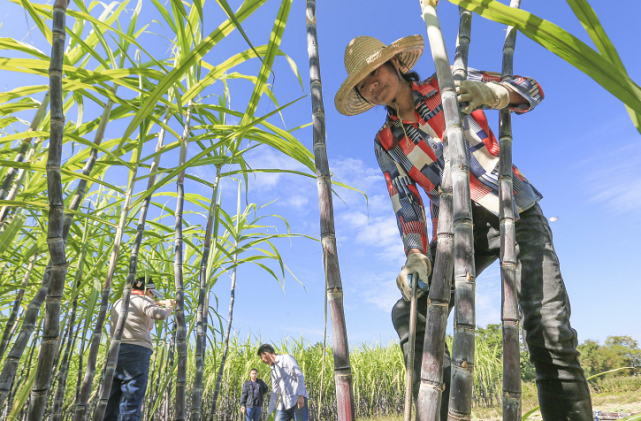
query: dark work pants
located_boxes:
[392,203,593,420]
[104,344,153,421]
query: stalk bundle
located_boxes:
[418,2,477,420]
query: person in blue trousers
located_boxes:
[104,278,174,421]
[240,368,269,421]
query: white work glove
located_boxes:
[396,253,432,302]
[455,80,511,114]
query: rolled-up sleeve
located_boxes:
[468,67,545,114]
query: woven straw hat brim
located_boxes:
[335,35,424,116]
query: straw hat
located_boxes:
[334,35,424,116]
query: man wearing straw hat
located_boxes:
[105,277,175,421]
[334,32,593,420]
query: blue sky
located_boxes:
[2,0,641,349]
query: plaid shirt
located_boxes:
[374,69,544,255]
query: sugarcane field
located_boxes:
[1,0,641,420]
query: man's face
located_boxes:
[260,352,276,366]
[250,370,258,381]
[146,289,155,299]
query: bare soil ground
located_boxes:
[361,390,641,420]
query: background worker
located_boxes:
[105,277,175,421]
[334,32,592,420]
[258,344,309,421]
[240,368,269,421]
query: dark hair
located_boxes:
[257,344,275,357]
[133,276,149,291]
[250,368,258,373]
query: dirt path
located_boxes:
[363,395,641,420]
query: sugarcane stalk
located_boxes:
[173,103,192,421]
[417,161,454,420]
[73,105,167,421]
[147,329,167,421]
[163,322,177,421]
[0,138,44,228]
[416,9,468,420]
[404,276,419,421]
[23,1,71,417]
[499,1,523,419]
[4,317,43,419]
[419,2,477,420]
[306,1,355,420]
[91,109,174,421]
[0,263,51,409]
[51,279,81,421]
[0,93,49,201]
[210,182,240,420]
[0,254,38,361]
[191,167,221,421]
[13,85,113,416]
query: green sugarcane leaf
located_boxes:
[117,0,269,149]
[450,0,641,116]
[150,0,178,33]
[0,38,48,59]
[18,0,52,45]
[0,211,26,255]
[215,0,265,67]
[566,0,641,133]
[0,86,47,105]
[240,0,292,128]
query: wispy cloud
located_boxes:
[576,139,641,214]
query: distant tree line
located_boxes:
[476,324,641,380]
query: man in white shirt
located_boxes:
[258,344,309,421]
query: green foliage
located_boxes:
[448,0,641,134]
[578,336,641,377]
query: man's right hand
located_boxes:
[241,406,245,413]
[396,252,432,301]
[159,299,176,309]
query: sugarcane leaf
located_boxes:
[214,0,265,67]
[0,211,26,255]
[565,0,641,133]
[450,0,641,115]
[18,0,52,45]
[240,0,292,128]
[117,0,269,148]
[150,0,178,33]
[0,38,48,59]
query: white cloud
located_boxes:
[578,143,641,214]
[358,270,402,312]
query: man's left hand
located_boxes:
[455,80,510,114]
[297,395,305,409]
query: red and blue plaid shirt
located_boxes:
[374,69,544,255]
